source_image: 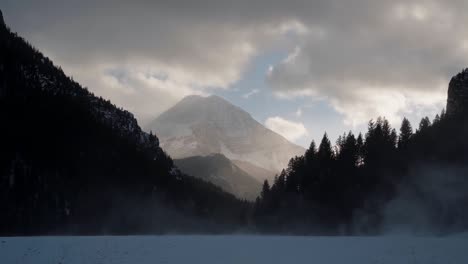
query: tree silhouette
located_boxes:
[398,117,413,150]
[261,180,270,200]
[418,116,431,132]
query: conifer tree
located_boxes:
[339,132,358,169]
[418,116,431,132]
[398,118,413,150]
[305,140,317,163]
[356,133,364,166]
[261,180,270,200]
[433,114,441,124]
[318,133,334,163]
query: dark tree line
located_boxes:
[254,106,468,234]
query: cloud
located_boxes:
[242,89,260,99]
[68,63,207,121]
[266,0,468,126]
[3,0,468,126]
[265,116,308,142]
[2,0,307,123]
[295,108,302,117]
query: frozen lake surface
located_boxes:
[1,235,467,264]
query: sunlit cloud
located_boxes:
[265,116,308,142]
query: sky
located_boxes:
[3,0,468,147]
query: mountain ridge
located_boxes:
[175,153,261,201]
[147,94,305,180]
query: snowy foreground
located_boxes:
[1,235,467,264]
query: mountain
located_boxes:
[447,68,468,115]
[231,160,276,184]
[175,154,261,201]
[0,11,249,235]
[146,95,305,181]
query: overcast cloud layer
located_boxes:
[3,0,468,136]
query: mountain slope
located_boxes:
[146,95,305,180]
[175,154,261,201]
[231,160,276,184]
[0,11,248,235]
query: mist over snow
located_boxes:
[380,164,468,235]
[1,235,468,264]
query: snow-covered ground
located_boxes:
[0,235,467,264]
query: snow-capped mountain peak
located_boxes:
[146,95,305,181]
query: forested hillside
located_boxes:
[175,154,261,201]
[0,11,249,235]
[254,81,468,234]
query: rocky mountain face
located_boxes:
[447,68,468,116]
[0,11,247,235]
[175,154,261,201]
[146,95,305,182]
